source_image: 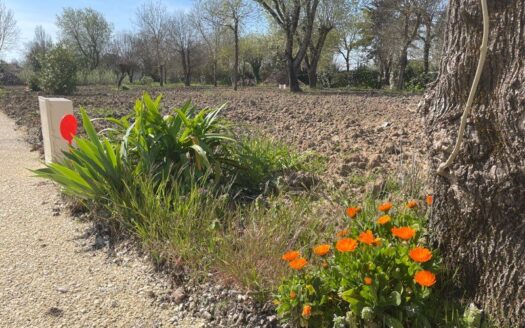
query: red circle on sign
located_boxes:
[60,114,78,145]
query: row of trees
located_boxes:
[9,1,446,92]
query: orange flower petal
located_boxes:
[302,304,312,318]
[409,247,433,263]
[364,277,373,285]
[281,250,300,262]
[406,200,418,209]
[378,202,393,213]
[391,226,416,240]
[336,238,358,252]
[313,244,331,256]
[414,270,436,287]
[289,258,308,270]
[336,229,349,238]
[377,215,391,225]
[346,207,361,218]
[358,230,376,245]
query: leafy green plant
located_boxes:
[28,74,41,91]
[33,108,127,201]
[275,198,443,327]
[225,136,318,194]
[39,45,77,95]
[104,93,234,185]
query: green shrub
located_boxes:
[138,75,154,85]
[28,74,41,91]
[275,199,445,327]
[39,45,77,95]
[77,68,115,86]
[105,93,234,185]
[332,66,380,89]
[226,137,312,194]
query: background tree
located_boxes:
[25,26,53,72]
[135,1,168,86]
[420,0,525,326]
[0,1,18,57]
[202,0,253,91]
[194,1,224,87]
[254,0,320,92]
[240,33,266,84]
[168,12,197,87]
[56,8,112,70]
[337,0,364,72]
[304,0,349,88]
[419,0,445,83]
[110,32,141,88]
[39,45,77,95]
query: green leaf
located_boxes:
[384,315,404,328]
[386,291,402,306]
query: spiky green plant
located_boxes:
[33,108,126,201]
[104,93,234,184]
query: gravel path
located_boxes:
[0,111,201,327]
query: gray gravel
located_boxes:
[0,111,203,328]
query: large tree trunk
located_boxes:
[395,48,408,89]
[286,54,301,93]
[306,27,331,89]
[285,35,301,93]
[419,1,525,326]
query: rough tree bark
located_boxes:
[419,1,525,326]
[306,26,332,89]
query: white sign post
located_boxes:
[38,97,74,164]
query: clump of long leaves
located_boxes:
[33,108,127,201]
[105,93,233,185]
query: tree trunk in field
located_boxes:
[233,22,239,91]
[306,27,331,89]
[286,54,301,92]
[212,59,218,87]
[395,49,408,90]
[419,1,525,326]
[423,19,432,84]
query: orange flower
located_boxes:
[414,270,436,287]
[391,226,416,240]
[289,258,308,270]
[364,277,373,285]
[302,304,312,318]
[336,238,358,252]
[281,251,300,262]
[358,230,376,245]
[377,215,391,225]
[346,207,361,218]
[426,195,433,205]
[290,290,297,300]
[378,202,393,213]
[406,200,418,209]
[373,237,382,246]
[409,247,433,263]
[313,244,331,256]
[336,229,349,238]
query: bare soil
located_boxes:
[0,86,426,191]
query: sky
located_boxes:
[3,0,195,62]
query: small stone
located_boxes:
[56,286,69,293]
[45,307,63,317]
